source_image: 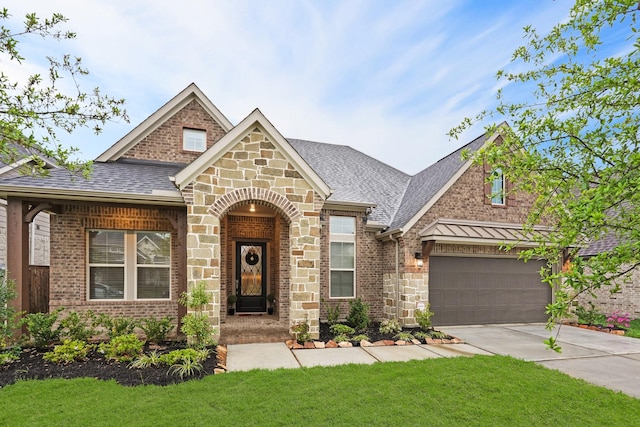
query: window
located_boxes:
[88,230,171,300]
[329,216,355,298]
[183,128,207,152]
[490,168,505,205]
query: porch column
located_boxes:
[7,198,30,316]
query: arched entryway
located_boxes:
[217,200,292,344]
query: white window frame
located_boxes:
[183,128,207,152]
[491,168,505,206]
[329,216,356,299]
[87,230,171,301]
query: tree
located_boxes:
[450,0,640,350]
[0,9,128,176]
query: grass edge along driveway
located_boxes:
[1,355,637,426]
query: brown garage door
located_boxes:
[429,256,551,326]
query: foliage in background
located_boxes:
[451,0,640,350]
[0,275,21,349]
[0,9,127,176]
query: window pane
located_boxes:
[491,169,504,204]
[331,242,354,269]
[183,128,206,152]
[330,271,354,298]
[137,267,170,299]
[89,231,124,264]
[89,267,124,299]
[137,232,171,265]
[330,216,355,234]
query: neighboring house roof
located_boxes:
[579,233,620,257]
[0,159,184,205]
[96,83,233,162]
[0,143,59,176]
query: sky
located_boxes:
[2,0,574,174]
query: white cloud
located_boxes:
[3,0,574,174]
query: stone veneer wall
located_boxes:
[49,205,180,326]
[185,127,324,338]
[319,209,384,322]
[576,265,640,318]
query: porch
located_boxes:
[219,313,291,345]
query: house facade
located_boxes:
[0,84,554,341]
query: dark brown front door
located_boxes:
[236,242,266,312]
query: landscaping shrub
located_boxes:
[23,308,64,348]
[574,302,606,325]
[61,310,99,341]
[140,317,174,344]
[292,319,311,343]
[181,314,215,348]
[97,314,139,339]
[415,304,434,331]
[43,340,93,364]
[379,319,401,334]
[98,333,144,363]
[346,298,369,332]
[330,324,355,336]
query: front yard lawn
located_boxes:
[1,355,637,426]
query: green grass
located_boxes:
[1,356,638,426]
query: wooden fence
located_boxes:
[29,265,49,313]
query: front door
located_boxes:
[236,242,267,312]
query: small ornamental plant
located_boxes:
[607,311,631,330]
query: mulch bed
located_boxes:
[0,342,219,388]
[318,322,454,345]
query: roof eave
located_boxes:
[0,187,185,206]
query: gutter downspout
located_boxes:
[389,233,400,320]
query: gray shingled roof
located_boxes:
[388,133,488,230]
[0,133,488,230]
[0,159,184,197]
[0,142,58,169]
[288,139,410,226]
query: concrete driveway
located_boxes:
[444,324,640,399]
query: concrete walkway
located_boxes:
[226,324,640,399]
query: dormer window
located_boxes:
[491,168,505,205]
[183,128,207,152]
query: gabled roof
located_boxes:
[173,109,332,200]
[96,83,233,162]
[386,132,490,232]
[0,142,59,175]
[288,139,409,225]
[0,159,185,205]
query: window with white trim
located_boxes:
[88,230,171,300]
[491,168,505,205]
[329,216,355,298]
[183,128,207,152]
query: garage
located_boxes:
[428,256,551,326]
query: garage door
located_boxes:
[429,256,551,326]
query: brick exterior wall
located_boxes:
[49,204,181,332]
[319,209,384,322]
[576,265,640,318]
[185,127,324,339]
[122,100,227,164]
[385,163,540,326]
